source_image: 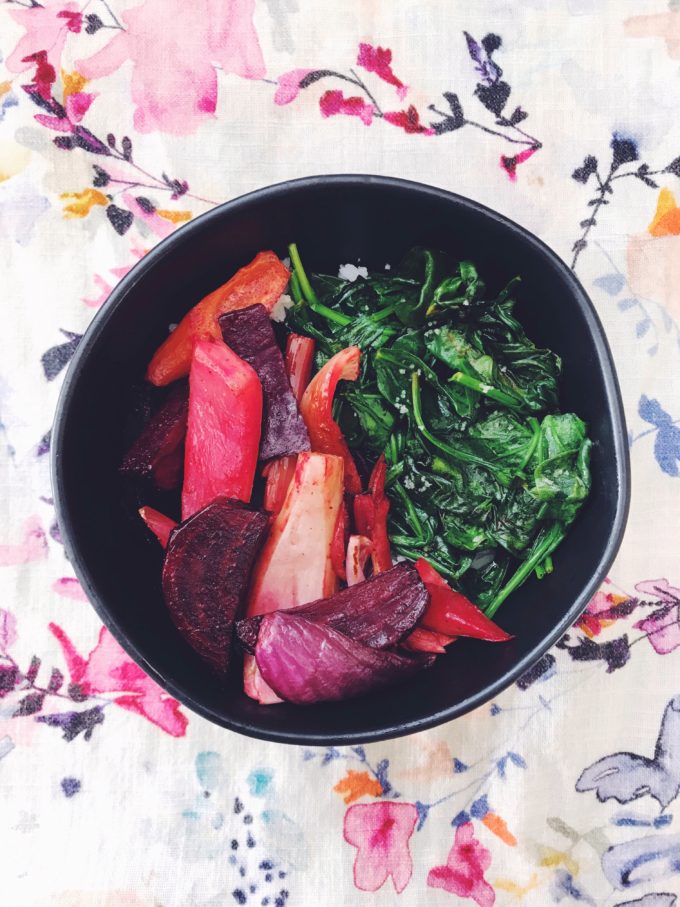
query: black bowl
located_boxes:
[52,175,629,745]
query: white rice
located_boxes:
[270,293,294,322]
[338,263,368,282]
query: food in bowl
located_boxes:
[120,242,592,706]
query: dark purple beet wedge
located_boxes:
[219,303,310,460]
[255,611,434,704]
[162,498,269,674]
[236,562,429,653]
[120,382,188,489]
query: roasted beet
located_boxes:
[120,382,188,488]
[182,339,262,519]
[238,562,428,652]
[162,499,269,674]
[255,611,434,704]
[219,304,310,460]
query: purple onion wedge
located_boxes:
[236,562,428,653]
[120,382,188,489]
[162,498,269,674]
[219,303,310,460]
[255,611,434,704]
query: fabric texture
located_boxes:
[1,1,680,904]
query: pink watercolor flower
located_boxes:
[6,0,79,74]
[21,50,56,102]
[122,193,176,239]
[0,609,18,651]
[319,89,375,126]
[34,90,96,131]
[49,622,188,736]
[357,43,408,100]
[344,801,418,893]
[274,68,314,105]
[634,579,680,654]
[82,244,147,308]
[500,146,537,181]
[0,516,48,567]
[76,0,265,135]
[383,105,433,135]
[427,822,495,907]
[57,10,82,33]
[52,577,89,602]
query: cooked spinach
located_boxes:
[287,244,592,615]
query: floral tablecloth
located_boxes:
[2,1,680,905]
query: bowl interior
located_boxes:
[53,177,628,744]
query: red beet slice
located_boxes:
[220,304,310,460]
[120,383,188,489]
[237,562,428,653]
[162,498,269,674]
[139,506,177,548]
[182,339,262,519]
[255,611,434,704]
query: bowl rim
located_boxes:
[51,174,631,745]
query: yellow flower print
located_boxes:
[60,188,108,219]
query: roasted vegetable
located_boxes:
[162,499,268,674]
[299,346,363,494]
[120,383,188,489]
[254,611,433,704]
[138,506,176,548]
[219,303,310,460]
[415,559,511,641]
[182,339,262,519]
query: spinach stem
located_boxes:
[544,554,554,574]
[392,480,427,541]
[449,371,521,409]
[372,304,396,322]
[411,373,511,484]
[485,523,565,618]
[290,271,303,305]
[519,416,541,471]
[385,462,404,485]
[377,349,463,413]
[288,243,352,326]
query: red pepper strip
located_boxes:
[285,334,316,404]
[147,252,290,386]
[367,455,392,574]
[345,535,373,586]
[299,346,363,494]
[331,500,349,581]
[262,456,297,514]
[353,493,373,537]
[402,627,455,654]
[352,455,393,575]
[414,558,513,642]
[138,506,177,548]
